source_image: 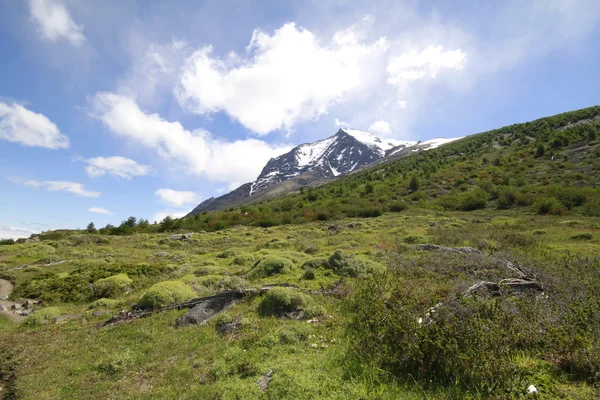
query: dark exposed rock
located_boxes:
[92,310,111,318]
[175,292,245,328]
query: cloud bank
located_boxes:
[0,102,69,149]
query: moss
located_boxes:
[230,254,256,266]
[89,298,120,309]
[23,307,62,326]
[93,273,133,298]
[138,281,197,309]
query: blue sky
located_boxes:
[1,0,599,238]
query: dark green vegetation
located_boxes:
[78,105,600,234]
[1,106,599,399]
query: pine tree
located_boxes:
[86,222,96,233]
[408,175,420,192]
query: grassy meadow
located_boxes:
[1,209,599,399]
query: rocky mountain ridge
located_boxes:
[186,128,461,216]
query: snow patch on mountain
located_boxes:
[341,128,413,154]
[419,137,464,149]
[296,136,338,167]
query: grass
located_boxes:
[0,209,599,398]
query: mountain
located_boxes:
[186,129,460,216]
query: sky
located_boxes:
[1,0,599,238]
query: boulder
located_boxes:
[175,292,244,327]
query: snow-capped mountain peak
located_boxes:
[340,128,415,154]
[186,128,464,216]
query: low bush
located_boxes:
[93,274,133,298]
[138,281,197,309]
[23,307,62,326]
[326,250,385,277]
[388,202,408,212]
[535,197,567,215]
[258,287,323,318]
[89,298,120,309]
[570,233,593,240]
[248,257,293,279]
[458,188,488,211]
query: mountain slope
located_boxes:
[171,105,600,231]
[187,129,459,216]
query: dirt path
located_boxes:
[0,279,24,323]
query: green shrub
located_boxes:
[570,233,593,240]
[403,235,427,244]
[265,239,291,249]
[231,254,256,266]
[217,276,252,292]
[258,287,323,318]
[326,250,385,277]
[93,274,133,298]
[301,269,316,280]
[89,298,120,309]
[583,197,600,216]
[535,197,567,215]
[138,281,197,309]
[345,278,540,396]
[357,208,383,218]
[248,257,293,279]
[23,307,62,326]
[388,202,407,212]
[217,249,238,259]
[301,258,328,270]
[458,188,488,211]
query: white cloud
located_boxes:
[151,211,187,224]
[368,120,392,135]
[88,207,112,215]
[84,156,151,179]
[387,45,467,102]
[334,118,348,128]
[175,22,387,135]
[12,178,100,198]
[0,223,36,240]
[90,92,291,188]
[29,0,86,45]
[155,188,197,208]
[0,102,69,149]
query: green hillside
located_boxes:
[86,105,600,235]
[1,106,599,399]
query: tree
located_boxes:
[535,143,546,158]
[588,127,597,141]
[123,216,137,228]
[159,216,176,232]
[138,219,149,228]
[86,222,96,233]
[408,175,420,192]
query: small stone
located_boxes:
[527,384,538,394]
[257,370,273,392]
